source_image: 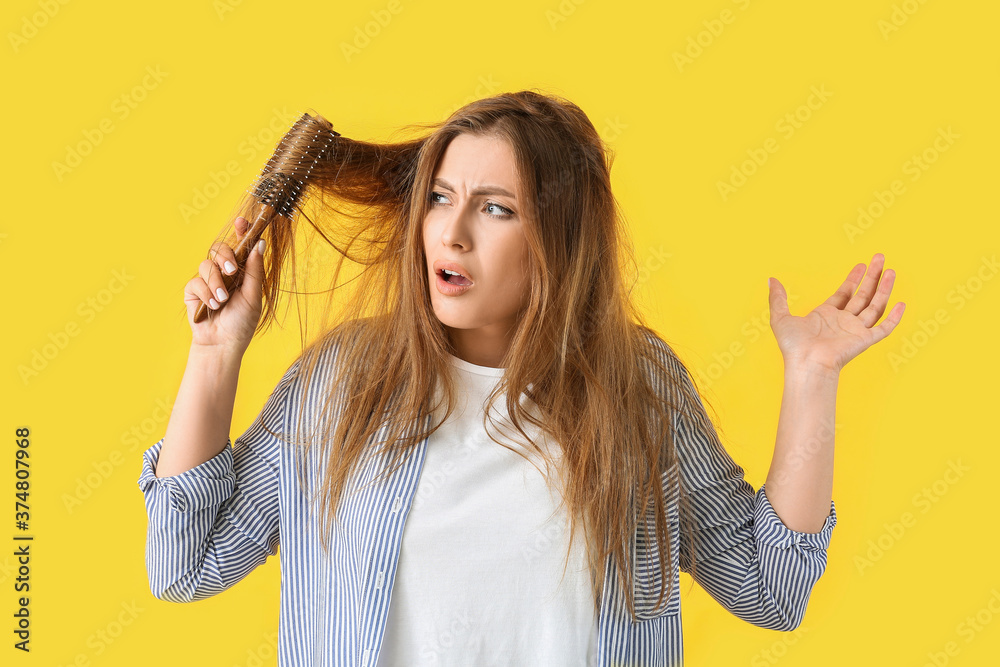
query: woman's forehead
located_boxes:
[433,134,520,194]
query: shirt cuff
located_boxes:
[136,437,236,513]
[753,483,837,552]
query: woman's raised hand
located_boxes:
[183,216,265,355]
[767,253,906,374]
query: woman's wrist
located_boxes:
[189,341,246,370]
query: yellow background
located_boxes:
[3,0,998,664]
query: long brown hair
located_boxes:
[215,89,714,620]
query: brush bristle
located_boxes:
[249,113,340,218]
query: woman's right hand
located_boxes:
[184,216,265,354]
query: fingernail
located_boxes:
[257,239,266,254]
[224,261,236,274]
[216,287,228,302]
[209,298,219,309]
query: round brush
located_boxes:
[193,111,341,323]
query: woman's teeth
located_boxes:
[442,269,471,286]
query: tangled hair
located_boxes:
[208,88,717,621]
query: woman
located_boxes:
[138,90,904,666]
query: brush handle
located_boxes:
[192,205,274,324]
[190,111,339,325]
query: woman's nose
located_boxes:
[440,206,472,246]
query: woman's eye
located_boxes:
[485,202,514,219]
[429,191,447,205]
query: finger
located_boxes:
[240,237,266,303]
[823,262,866,310]
[184,275,220,318]
[868,301,906,346]
[197,257,231,307]
[768,277,791,322]
[208,242,240,278]
[857,268,895,328]
[234,216,248,239]
[844,253,885,316]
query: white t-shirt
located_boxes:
[375,352,599,666]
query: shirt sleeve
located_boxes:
[136,360,300,603]
[669,360,837,632]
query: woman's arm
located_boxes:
[138,218,282,601]
[764,252,905,532]
[137,358,300,602]
[644,254,903,630]
[665,357,838,632]
[155,345,242,477]
[764,363,839,532]
[157,216,265,477]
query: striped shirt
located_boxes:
[137,335,837,666]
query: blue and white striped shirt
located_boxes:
[137,336,837,666]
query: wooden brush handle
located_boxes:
[189,112,339,325]
[192,205,274,324]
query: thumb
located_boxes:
[241,237,266,304]
[767,277,791,323]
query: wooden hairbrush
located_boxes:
[193,111,340,323]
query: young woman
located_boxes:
[138,90,904,666]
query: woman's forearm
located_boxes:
[154,345,243,478]
[763,361,840,533]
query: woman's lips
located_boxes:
[433,259,473,283]
[435,271,473,296]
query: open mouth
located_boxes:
[438,269,472,286]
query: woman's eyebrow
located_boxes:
[432,177,516,200]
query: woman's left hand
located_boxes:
[767,253,906,374]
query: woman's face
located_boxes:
[422,132,531,367]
